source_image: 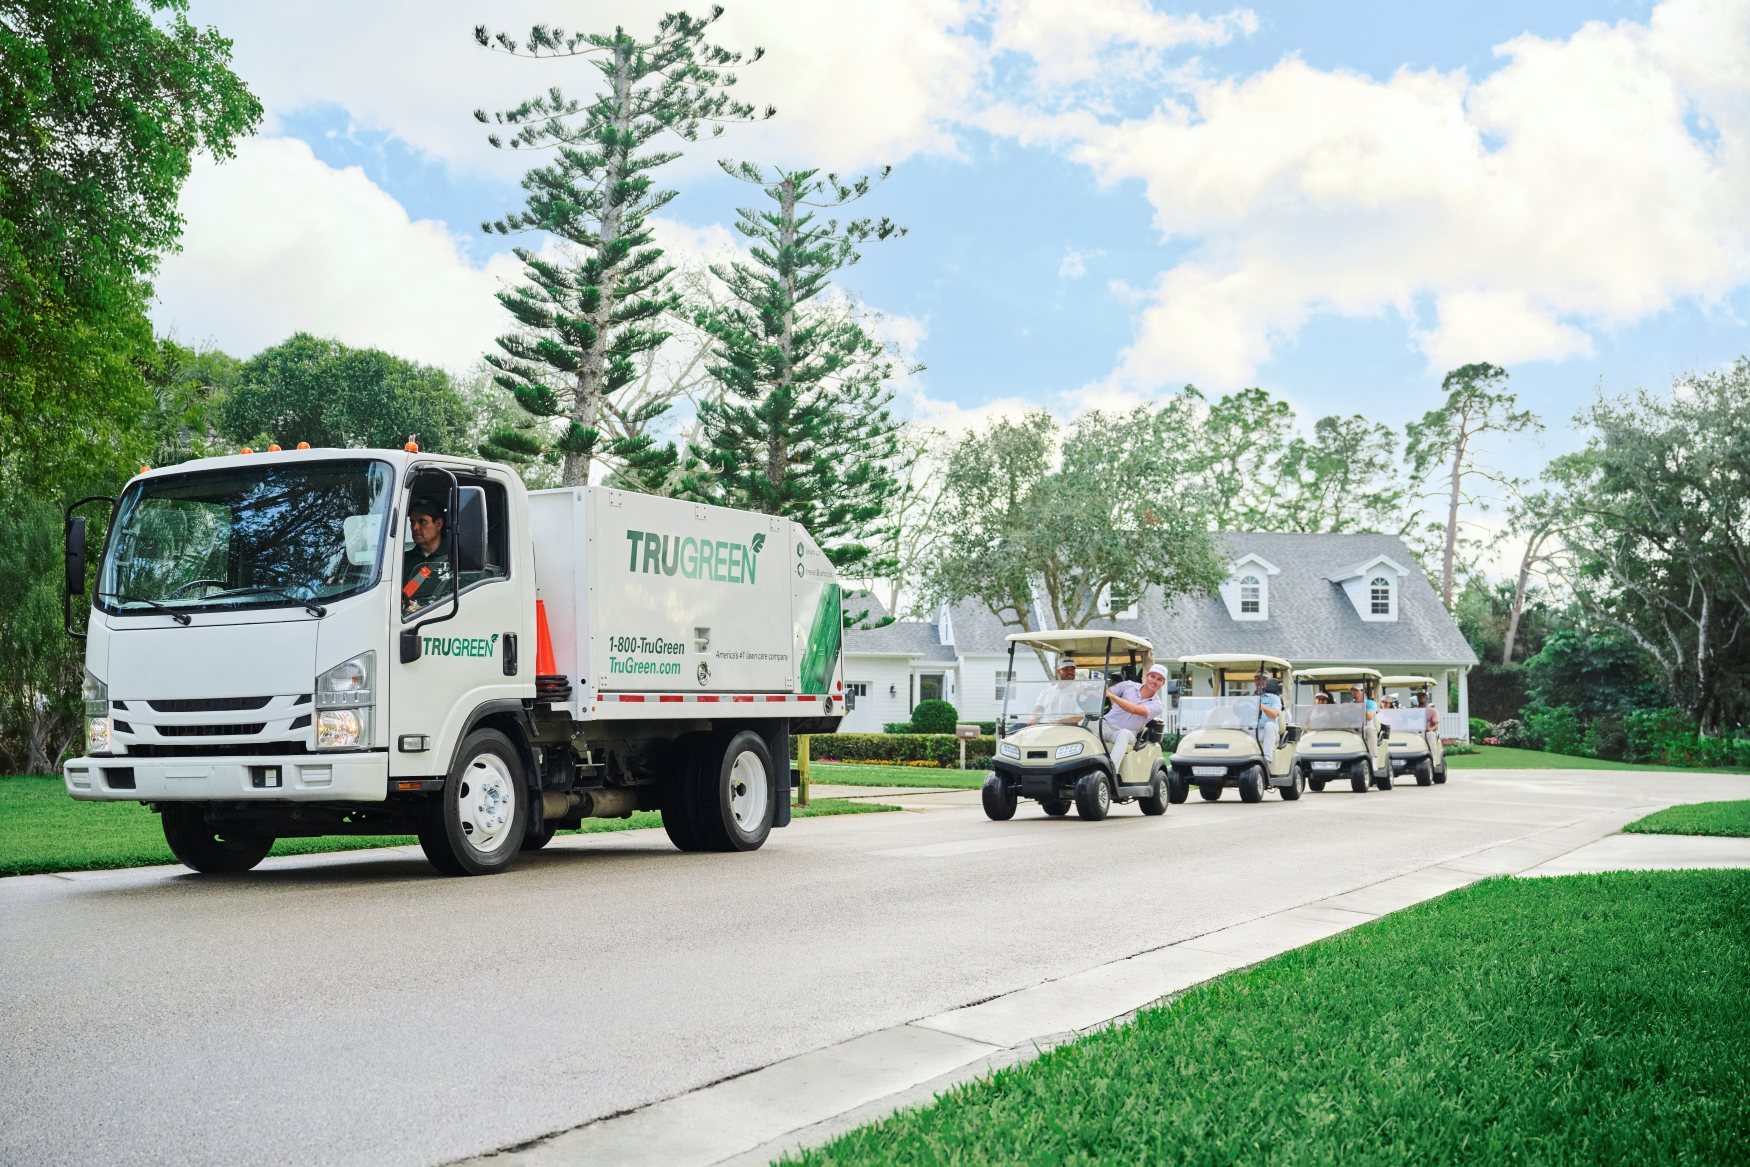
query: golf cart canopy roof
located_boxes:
[1295,667,1384,682]
[1006,629,1154,657]
[1381,675,1439,687]
[1178,653,1293,673]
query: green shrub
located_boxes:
[1624,708,1695,764]
[794,733,995,768]
[1493,718,1543,750]
[1586,713,1629,761]
[881,722,912,735]
[1468,717,1492,742]
[1526,705,1586,756]
[909,699,959,734]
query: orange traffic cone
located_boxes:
[535,599,558,676]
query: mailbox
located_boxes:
[954,724,981,741]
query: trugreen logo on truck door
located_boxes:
[625,530,764,585]
[423,633,498,658]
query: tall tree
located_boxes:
[926,406,1223,671]
[857,423,948,620]
[1276,413,1407,534]
[687,163,908,571]
[0,0,260,487]
[1190,386,1294,531]
[1500,485,1570,666]
[1405,363,1540,605]
[475,10,768,487]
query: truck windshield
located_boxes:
[98,460,394,617]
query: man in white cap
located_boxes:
[1030,653,1085,724]
[1104,663,1169,774]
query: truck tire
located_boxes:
[1238,765,1265,803]
[1415,760,1434,786]
[521,822,558,851]
[1198,782,1222,801]
[1041,798,1070,816]
[690,730,776,852]
[1350,763,1369,794]
[419,729,529,876]
[1074,771,1111,821]
[660,735,708,851]
[1137,767,1167,816]
[982,773,1018,821]
[1167,771,1189,804]
[1280,769,1304,801]
[161,805,274,874]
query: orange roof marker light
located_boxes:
[140,466,150,473]
[404,435,420,453]
[240,447,253,455]
[267,444,281,452]
[296,441,310,450]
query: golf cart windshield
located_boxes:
[1380,709,1428,733]
[1005,678,1104,729]
[98,459,394,617]
[1179,696,1261,729]
[1302,704,1366,731]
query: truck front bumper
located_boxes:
[63,753,390,802]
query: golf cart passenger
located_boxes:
[402,495,454,615]
[1030,654,1084,724]
[1255,671,1283,765]
[1105,663,1168,771]
[1351,682,1378,750]
[1417,689,1440,734]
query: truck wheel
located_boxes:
[1041,798,1070,817]
[660,735,708,851]
[1167,771,1189,804]
[1074,771,1111,821]
[1198,782,1222,801]
[1238,765,1265,803]
[1137,767,1167,816]
[1415,760,1433,787]
[418,729,529,876]
[982,773,1018,821]
[691,730,775,852]
[1308,774,1326,792]
[521,822,558,851]
[1349,763,1369,794]
[1280,769,1304,801]
[161,805,274,874]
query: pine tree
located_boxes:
[473,9,771,487]
[687,163,909,571]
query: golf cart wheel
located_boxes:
[1280,768,1304,801]
[1433,764,1448,785]
[1040,798,1070,816]
[1167,771,1189,804]
[1308,772,1326,793]
[1376,766,1393,791]
[1198,782,1222,801]
[981,773,1018,821]
[1238,765,1265,803]
[1074,771,1111,821]
[1415,760,1434,786]
[418,728,529,876]
[161,805,274,874]
[1349,763,1369,794]
[1137,766,1167,816]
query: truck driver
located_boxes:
[402,496,454,615]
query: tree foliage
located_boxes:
[475,9,767,487]
[687,163,907,571]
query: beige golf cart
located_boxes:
[985,630,1168,822]
[1167,654,1303,803]
[1292,667,1393,793]
[1381,675,1449,786]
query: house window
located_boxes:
[845,682,868,711]
[918,673,944,703]
[1370,577,1391,615]
[1239,575,1261,614]
[995,670,1013,701]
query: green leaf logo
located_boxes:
[751,533,766,554]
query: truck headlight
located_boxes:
[999,741,1021,759]
[316,651,374,749]
[82,669,107,716]
[1055,742,1084,759]
[87,716,111,754]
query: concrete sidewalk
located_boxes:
[1520,831,1750,875]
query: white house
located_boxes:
[841,532,1480,737]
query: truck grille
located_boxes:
[126,742,309,758]
[148,696,272,712]
[155,723,266,737]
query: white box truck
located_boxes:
[59,447,846,875]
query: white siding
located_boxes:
[837,656,915,733]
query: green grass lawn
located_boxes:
[1624,799,1750,838]
[787,870,1750,1167]
[0,775,894,877]
[804,761,985,789]
[1444,743,1748,773]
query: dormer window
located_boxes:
[1370,577,1391,615]
[1331,555,1406,621]
[1240,576,1261,614]
[1220,555,1276,621]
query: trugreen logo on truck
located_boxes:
[423,633,498,658]
[626,530,764,584]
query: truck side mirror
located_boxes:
[65,516,86,596]
[455,485,486,573]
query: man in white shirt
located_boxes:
[1255,671,1283,765]
[1104,663,1168,774]
[1030,654,1085,724]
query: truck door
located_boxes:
[389,473,526,778]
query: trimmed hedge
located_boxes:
[792,733,995,768]
[1478,706,1750,768]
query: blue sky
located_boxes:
[157,0,1749,483]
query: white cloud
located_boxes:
[990,1,1257,89]
[151,137,522,367]
[1058,247,1105,278]
[986,0,1750,389]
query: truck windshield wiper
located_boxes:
[96,592,192,625]
[204,586,328,618]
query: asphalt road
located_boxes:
[6,766,1746,1167]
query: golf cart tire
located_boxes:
[1238,765,1265,803]
[982,773,1018,821]
[1198,782,1222,801]
[1415,760,1434,786]
[1041,798,1070,816]
[1074,771,1111,821]
[1280,769,1305,801]
[1434,764,1448,785]
[1137,767,1167,816]
[1167,771,1189,804]
[161,805,274,874]
[1375,767,1393,792]
[1308,773,1326,792]
[1349,763,1369,794]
